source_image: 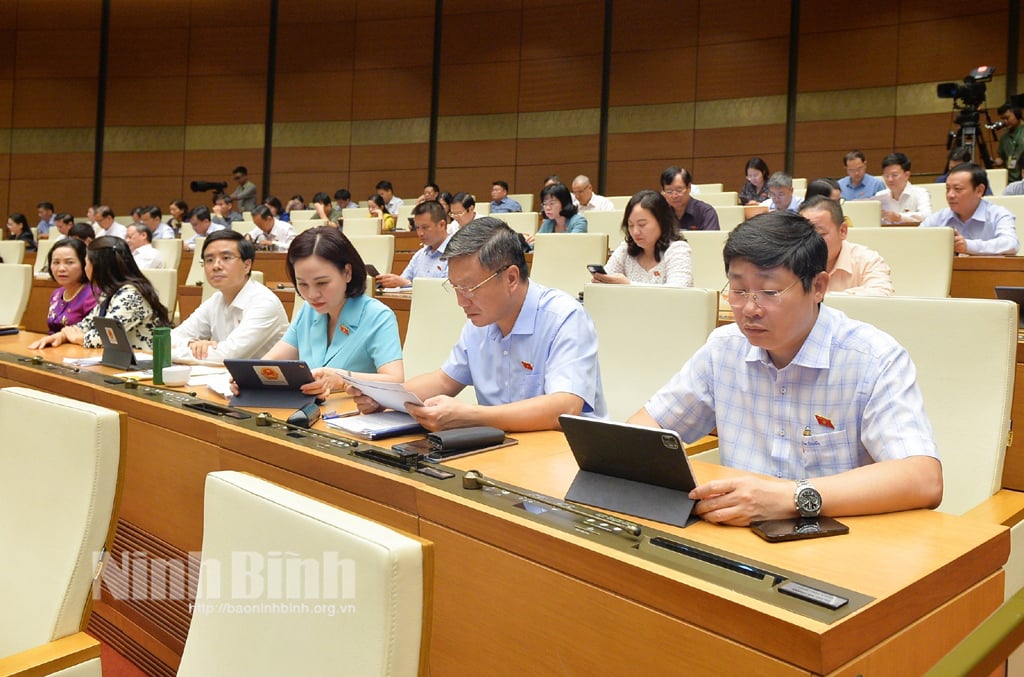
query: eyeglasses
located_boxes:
[450,209,468,218]
[721,279,800,308]
[443,266,509,298]
[203,253,240,266]
[662,187,687,196]
[541,200,561,209]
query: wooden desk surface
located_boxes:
[0,333,1010,676]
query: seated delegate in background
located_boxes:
[376,201,451,288]
[592,190,693,287]
[798,196,893,296]
[257,227,403,399]
[168,200,189,236]
[29,236,171,351]
[286,194,306,216]
[660,166,719,230]
[44,238,97,334]
[489,180,522,213]
[171,230,288,364]
[6,212,36,252]
[351,218,607,432]
[367,194,397,232]
[447,192,476,235]
[919,162,1019,255]
[738,157,771,205]
[934,148,989,194]
[628,213,941,526]
[536,182,587,235]
[875,152,931,224]
[263,195,290,222]
[760,172,803,213]
[245,205,297,251]
[804,177,842,202]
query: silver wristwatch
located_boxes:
[794,479,822,518]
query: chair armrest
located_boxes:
[962,489,1024,528]
[0,632,101,676]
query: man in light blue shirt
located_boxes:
[919,163,1019,255]
[36,201,55,238]
[376,201,451,288]
[629,212,942,526]
[489,180,523,213]
[354,217,607,431]
[838,150,885,201]
[759,172,803,213]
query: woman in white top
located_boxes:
[592,189,693,287]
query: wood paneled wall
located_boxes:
[1,0,1022,222]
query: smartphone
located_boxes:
[750,516,848,542]
[587,264,607,275]
[365,264,381,277]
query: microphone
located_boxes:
[286,401,322,428]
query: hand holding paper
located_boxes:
[341,373,425,412]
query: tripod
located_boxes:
[947,105,998,167]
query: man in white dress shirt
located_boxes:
[171,230,288,363]
[246,205,296,251]
[95,206,127,239]
[874,153,931,224]
[571,175,615,211]
[126,224,165,269]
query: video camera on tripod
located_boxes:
[937,66,997,167]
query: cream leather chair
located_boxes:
[918,182,948,211]
[509,193,534,212]
[348,234,395,277]
[201,270,265,303]
[179,220,196,243]
[231,220,253,235]
[0,240,26,264]
[240,211,252,222]
[0,387,122,677]
[474,202,491,215]
[531,233,609,297]
[988,167,1009,195]
[683,230,730,291]
[584,284,718,421]
[844,227,953,297]
[341,206,365,219]
[289,209,316,221]
[34,238,56,275]
[290,218,324,234]
[792,177,807,191]
[712,205,746,231]
[496,212,539,236]
[986,195,1024,255]
[151,238,183,271]
[698,191,739,207]
[178,471,431,677]
[342,217,383,236]
[141,267,178,317]
[607,195,631,209]
[692,182,723,193]
[403,277,476,403]
[0,264,32,326]
[396,203,414,225]
[842,200,883,227]
[185,237,206,285]
[583,209,625,250]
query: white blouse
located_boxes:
[605,239,693,287]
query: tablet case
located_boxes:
[224,359,316,409]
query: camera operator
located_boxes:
[993,103,1024,182]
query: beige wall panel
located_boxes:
[694,124,785,158]
[273,146,351,174]
[189,0,271,26]
[435,167,517,198]
[897,13,1007,85]
[351,68,432,120]
[516,135,598,166]
[270,174,350,201]
[348,170,426,202]
[15,0,101,29]
[183,150,263,181]
[275,22,355,74]
[12,79,97,128]
[185,75,268,125]
[103,151,185,178]
[437,63,521,116]
[274,73,354,123]
[106,77,189,126]
[102,177,188,212]
[695,37,789,101]
[187,28,270,77]
[520,2,603,60]
[436,139,517,168]
[611,0,696,51]
[9,178,93,218]
[798,26,898,93]
[348,142,428,173]
[698,0,790,43]
[109,0,190,27]
[352,17,434,71]
[441,10,522,65]
[15,30,100,79]
[609,48,697,107]
[794,119,896,154]
[607,130,694,163]
[518,56,603,113]
[107,29,189,78]
[10,152,94,180]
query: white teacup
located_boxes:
[161,365,192,387]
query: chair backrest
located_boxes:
[114,216,134,226]
[201,270,265,303]
[33,238,56,274]
[289,209,316,221]
[151,238,183,271]
[985,195,1024,256]
[347,234,395,276]
[508,193,534,212]
[824,296,1015,515]
[290,218,324,234]
[404,277,465,377]
[474,202,491,215]
[844,227,953,297]
[692,183,723,193]
[495,212,539,236]
[185,237,206,285]
[178,470,430,677]
[917,182,948,211]
[395,204,415,225]
[988,167,1009,195]
[531,233,609,296]
[712,205,746,231]
[584,284,718,421]
[607,195,632,209]
[683,230,730,291]
[0,264,32,326]
[0,239,26,264]
[583,209,625,250]
[240,211,252,222]
[792,177,807,190]
[231,220,252,235]
[179,220,196,242]
[342,217,382,236]
[0,387,122,658]
[698,191,739,207]
[842,200,882,227]
[141,267,178,314]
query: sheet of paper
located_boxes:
[324,411,420,437]
[342,373,424,411]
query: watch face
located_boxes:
[797,487,822,515]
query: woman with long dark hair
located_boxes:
[29,236,171,351]
[6,212,36,252]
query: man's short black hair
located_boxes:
[723,212,827,292]
[881,153,911,172]
[201,228,255,275]
[189,205,212,222]
[375,180,394,191]
[492,180,509,191]
[948,162,989,191]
